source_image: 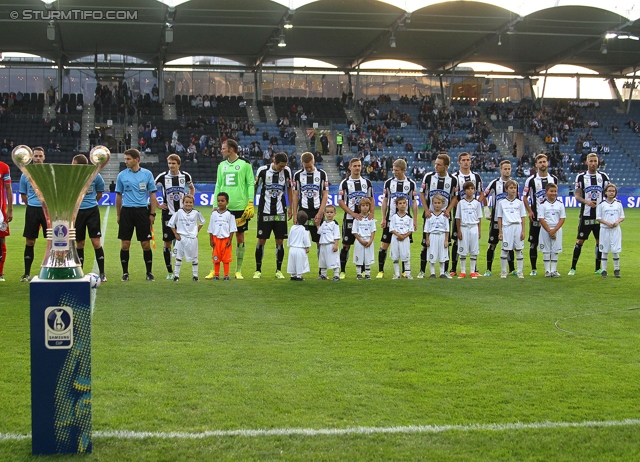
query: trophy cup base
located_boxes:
[39,267,84,280]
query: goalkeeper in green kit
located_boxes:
[206,139,255,280]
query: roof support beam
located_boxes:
[349,12,410,70]
[440,15,523,72]
[529,20,634,74]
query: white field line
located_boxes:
[2,418,640,442]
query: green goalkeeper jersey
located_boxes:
[214,157,255,212]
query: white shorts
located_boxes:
[598,226,622,254]
[539,228,563,253]
[457,225,479,256]
[287,247,310,275]
[390,236,411,262]
[318,243,340,269]
[353,241,374,266]
[501,223,524,251]
[174,237,198,262]
[427,233,449,264]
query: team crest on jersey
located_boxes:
[314,176,319,182]
[235,165,240,170]
[179,178,185,185]
[445,183,450,189]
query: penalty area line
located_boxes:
[2,418,640,442]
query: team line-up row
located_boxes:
[2,145,625,283]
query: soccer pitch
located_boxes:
[1,206,639,460]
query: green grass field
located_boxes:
[1,206,640,461]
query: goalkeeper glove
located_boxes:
[242,201,255,220]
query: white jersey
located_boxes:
[288,224,311,248]
[496,198,526,225]
[597,199,624,254]
[207,209,238,238]
[455,198,482,227]
[168,208,205,239]
[318,220,341,245]
[538,199,566,230]
[352,217,376,240]
[424,212,450,234]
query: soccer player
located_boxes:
[418,153,458,278]
[455,181,482,279]
[450,152,484,277]
[523,153,558,276]
[155,154,195,280]
[569,153,610,275]
[352,198,376,280]
[0,157,13,282]
[169,194,205,282]
[389,197,414,279]
[208,192,238,280]
[377,159,417,278]
[291,151,329,248]
[424,194,450,279]
[209,139,255,280]
[496,180,526,278]
[483,160,516,276]
[596,183,624,278]
[72,154,107,282]
[317,204,341,281]
[253,152,292,279]
[287,210,311,281]
[338,157,374,279]
[115,148,158,281]
[19,147,47,282]
[538,183,565,277]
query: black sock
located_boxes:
[24,245,35,275]
[163,247,172,273]
[571,243,582,270]
[255,244,264,271]
[508,250,515,272]
[276,244,284,271]
[77,247,85,268]
[143,249,153,273]
[120,249,130,274]
[95,247,105,274]
[486,245,495,271]
[450,240,458,272]
[378,247,387,272]
[595,245,602,271]
[340,246,349,272]
[529,246,537,271]
[420,247,427,273]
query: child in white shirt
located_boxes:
[316,205,341,281]
[352,198,376,279]
[389,197,414,279]
[596,183,625,278]
[287,211,311,281]
[168,195,206,282]
[538,183,566,277]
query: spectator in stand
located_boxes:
[405,141,414,152]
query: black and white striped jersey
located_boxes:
[292,167,329,210]
[523,173,558,220]
[574,170,609,219]
[452,170,483,199]
[255,164,292,216]
[338,176,373,221]
[484,177,519,221]
[382,177,417,220]
[420,172,458,211]
[154,170,193,215]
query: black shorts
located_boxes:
[576,218,600,241]
[256,213,288,240]
[527,220,541,245]
[380,225,392,244]
[488,220,500,245]
[230,209,249,234]
[118,207,152,242]
[301,208,321,243]
[161,210,175,242]
[23,205,47,239]
[75,206,102,242]
[342,218,357,246]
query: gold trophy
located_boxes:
[12,145,110,279]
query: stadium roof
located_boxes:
[0,0,639,76]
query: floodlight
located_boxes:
[284,20,293,29]
[278,34,286,47]
[390,33,396,48]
